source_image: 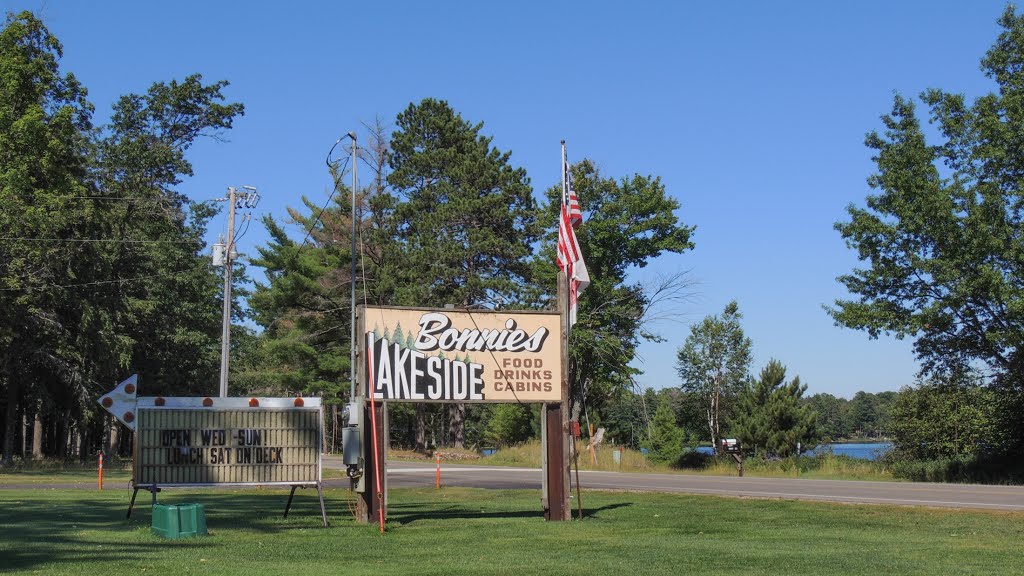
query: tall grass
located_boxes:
[425,441,1022,484]
[700,453,893,480]
[483,440,663,472]
[479,441,895,480]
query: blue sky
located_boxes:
[5,1,1010,398]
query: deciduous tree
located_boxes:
[830,6,1024,454]
[0,11,243,462]
[803,393,850,441]
[676,301,752,453]
[484,404,533,449]
[0,11,93,464]
[534,160,695,425]
[889,372,997,460]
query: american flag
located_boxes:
[564,160,582,229]
[557,145,589,326]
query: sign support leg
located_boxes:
[127,486,139,519]
[543,402,569,521]
[540,404,549,512]
[283,484,328,527]
[317,482,329,527]
[284,485,298,518]
[127,485,159,518]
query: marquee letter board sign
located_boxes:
[98,377,323,487]
[135,398,322,486]
[360,306,562,403]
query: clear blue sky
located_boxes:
[4,1,1010,398]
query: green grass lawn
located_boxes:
[1,482,1021,575]
[0,468,131,486]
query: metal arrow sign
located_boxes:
[97,374,139,430]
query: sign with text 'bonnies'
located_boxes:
[360,306,562,403]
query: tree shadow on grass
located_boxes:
[576,501,633,519]
[0,494,218,572]
[130,487,336,531]
[0,486,346,571]
[387,500,633,525]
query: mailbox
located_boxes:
[721,438,740,453]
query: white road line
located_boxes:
[381,466,1024,510]
[389,467,541,473]
[581,482,1024,510]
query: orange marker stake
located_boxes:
[435,452,441,489]
[98,452,104,491]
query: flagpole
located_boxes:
[562,139,584,521]
[561,140,572,389]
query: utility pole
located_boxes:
[349,133,358,401]
[217,185,259,398]
[219,186,238,398]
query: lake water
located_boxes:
[807,442,892,460]
[694,442,893,460]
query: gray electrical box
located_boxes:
[342,427,360,466]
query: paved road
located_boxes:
[331,458,1024,512]
[5,458,1021,512]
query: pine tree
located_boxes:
[644,397,685,465]
[387,98,538,309]
[386,98,538,448]
[734,360,817,457]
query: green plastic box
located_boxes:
[151,503,208,539]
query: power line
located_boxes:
[301,155,351,247]
[5,195,217,202]
[68,196,184,201]
[0,237,203,245]
[0,265,211,292]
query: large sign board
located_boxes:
[135,399,322,486]
[97,377,323,487]
[359,306,562,403]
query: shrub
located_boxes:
[885,453,1024,484]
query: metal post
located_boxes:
[350,134,358,401]
[219,186,238,398]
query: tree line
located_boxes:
[0,12,244,464]
[3,8,1023,483]
[0,10,695,462]
[829,6,1024,479]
